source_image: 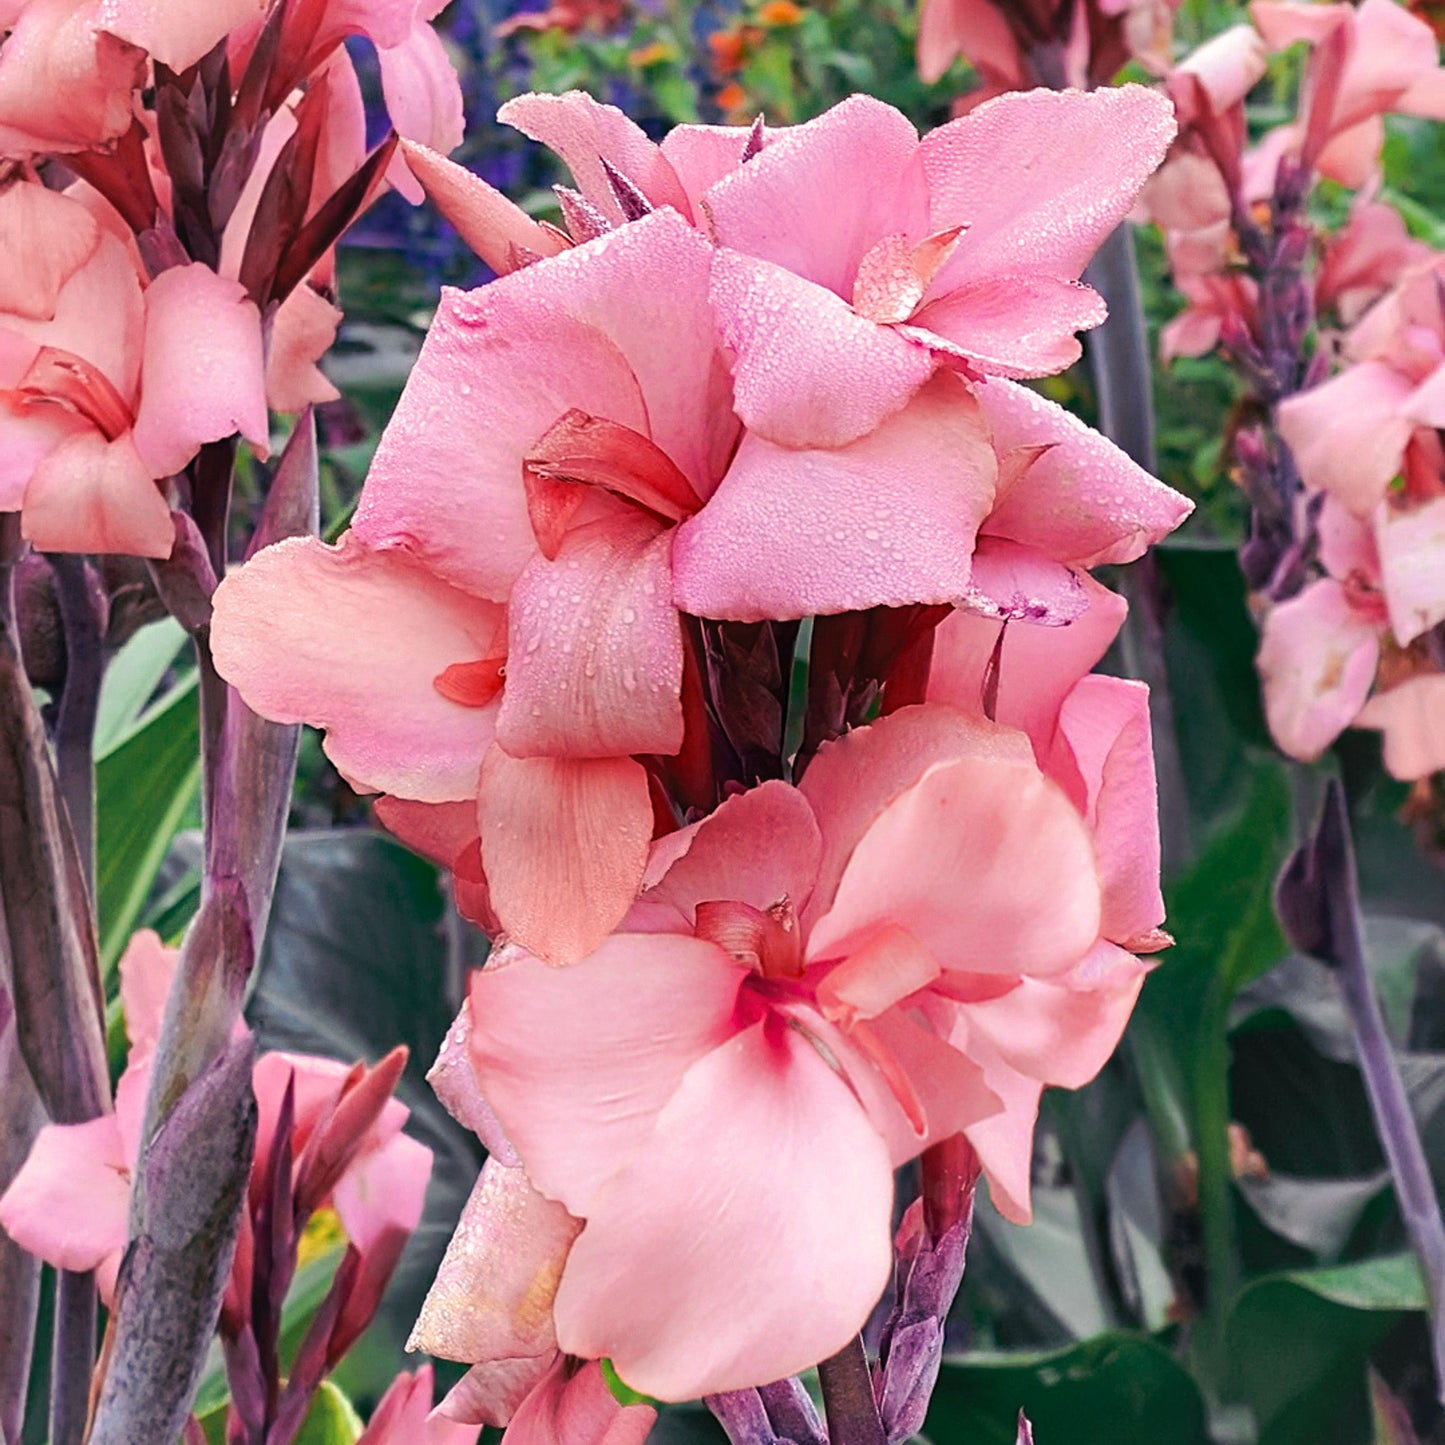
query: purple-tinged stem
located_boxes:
[706,1376,826,1445]
[1278,781,1445,1404]
[0,516,109,1445]
[0,986,43,1445]
[45,554,107,889]
[817,1336,886,1445]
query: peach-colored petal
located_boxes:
[0,180,100,321]
[553,1017,894,1400]
[672,374,996,622]
[1357,675,1445,779]
[266,283,342,413]
[1257,578,1380,761]
[22,429,173,557]
[477,751,654,965]
[211,534,504,802]
[131,263,269,478]
[409,1158,580,1363]
[496,513,683,760]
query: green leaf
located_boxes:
[93,617,187,756]
[294,1380,364,1445]
[601,1358,660,1409]
[94,673,201,976]
[926,1335,1210,1445]
[1226,1256,1425,1445]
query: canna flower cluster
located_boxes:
[0,0,464,556]
[210,83,1191,1431]
[1142,0,1445,782]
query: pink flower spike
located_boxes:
[210,534,505,803]
[476,751,655,966]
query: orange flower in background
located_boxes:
[759,0,805,24]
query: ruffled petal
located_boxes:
[477,751,655,964]
[553,1016,895,1400]
[211,534,504,802]
[976,379,1193,565]
[704,94,924,297]
[709,248,936,449]
[672,374,995,622]
[808,747,1101,979]
[920,86,1176,290]
[466,933,745,1213]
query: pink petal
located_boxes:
[496,514,683,759]
[210,535,504,802]
[964,942,1147,1091]
[477,751,654,965]
[131,263,269,479]
[425,1004,519,1163]
[0,1114,130,1279]
[553,1017,895,1400]
[0,0,143,155]
[928,571,1127,758]
[100,0,269,70]
[1376,496,1445,645]
[798,703,1036,928]
[958,536,1089,626]
[409,1158,579,1363]
[909,275,1106,379]
[438,1357,558,1431]
[333,1129,432,1252]
[917,0,1023,84]
[1257,578,1380,761]
[816,924,941,1027]
[117,928,178,1061]
[953,1028,1044,1224]
[0,180,100,321]
[709,248,936,449]
[466,932,744,1213]
[672,374,996,622]
[1357,675,1445,780]
[496,1358,656,1445]
[378,24,466,202]
[498,91,689,222]
[705,94,924,298]
[807,747,1102,979]
[266,283,341,413]
[1403,360,1445,429]
[658,122,760,214]
[1275,362,1415,514]
[397,141,569,275]
[22,429,174,557]
[919,87,1176,291]
[976,379,1193,565]
[0,398,88,512]
[626,779,822,934]
[1054,676,1164,945]
[362,1366,482,1444]
[355,211,723,599]
[1172,25,1270,119]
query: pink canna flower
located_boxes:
[0,177,269,555]
[435,661,1165,1401]
[0,930,432,1308]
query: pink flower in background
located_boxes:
[0,931,431,1307]
[0,179,269,555]
[916,0,1181,93]
[356,1365,480,1445]
[430,664,1165,1400]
